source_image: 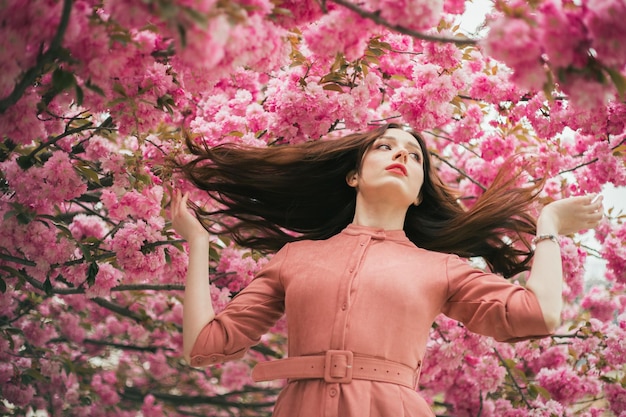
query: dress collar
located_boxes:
[342,223,409,242]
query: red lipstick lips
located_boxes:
[386,163,407,176]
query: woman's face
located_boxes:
[349,128,425,209]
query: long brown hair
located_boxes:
[177,123,541,278]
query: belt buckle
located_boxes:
[324,350,354,384]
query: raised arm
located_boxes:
[170,190,215,363]
[526,194,604,332]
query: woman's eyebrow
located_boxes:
[378,136,423,154]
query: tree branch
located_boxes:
[330,0,477,46]
[91,297,148,324]
[0,253,37,267]
[0,0,73,113]
[120,385,280,408]
[493,347,531,408]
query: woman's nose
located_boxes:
[393,149,408,161]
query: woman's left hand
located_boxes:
[538,194,604,235]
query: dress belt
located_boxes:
[251,350,420,389]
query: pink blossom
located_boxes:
[560,237,586,302]
[271,0,324,28]
[560,74,616,110]
[538,0,588,69]
[444,0,465,14]
[581,287,620,321]
[390,64,464,130]
[220,361,253,390]
[604,322,626,367]
[584,0,626,68]
[479,134,516,161]
[141,394,164,417]
[424,35,462,69]
[0,88,46,145]
[69,214,108,241]
[369,0,444,31]
[215,247,265,293]
[264,67,341,141]
[483,16,546,91]
[303,8,377,61]
[107,219,167,282]
[211,283,233,314]
[59,312,86,343]
[536,366,601,403]
[605,383,626,415]
[0,362,14,384]
[86,262,122,298]
[102,186,164,221]
[20,319,52,346]
[2,383,35,407]
[91,373,120,406]
[1,151,87,213]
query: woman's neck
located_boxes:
[351,196,407,230]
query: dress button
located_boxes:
[341,303,347,310]
[360,242,365,246]
[329,388,337,397]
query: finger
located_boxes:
[172,190,180,212]
[180,192,191,217]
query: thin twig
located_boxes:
[493,347,531,408]
[430,152,487,191]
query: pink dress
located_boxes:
[190,224,551,417]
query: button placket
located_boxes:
[330,237,369,352]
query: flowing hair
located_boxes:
[176,123,541,278]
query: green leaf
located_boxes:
[323,83,344,93]
[112,83,128,97]
[528,384,551,400]
[16,155,35,170]
[74,84,84,106]
[209,246,220,262]
[52,68,76,92]
[0,277,5,293]
[87,261,99,286]
[606,66,626,100]
[75,164,101,185]
[43,276,53,295]
[16,211,35,225]
[22,368,47,383]
[85,79,105,96]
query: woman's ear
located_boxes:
[346,170,358,188]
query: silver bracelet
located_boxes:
[532,234,559,246]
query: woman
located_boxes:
[170,123,603,417]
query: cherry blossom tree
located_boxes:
[1,0,625,416]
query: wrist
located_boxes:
[187,233,210,247]
[537,208,560,235]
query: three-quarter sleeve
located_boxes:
[441,255,552,343]
[189,244,289,367]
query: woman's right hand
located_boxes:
[537,194,604,236]
[170,189,209,243]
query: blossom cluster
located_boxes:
[0,0,625,416]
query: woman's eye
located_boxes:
[377,143,391,150]
[410,153,421,161]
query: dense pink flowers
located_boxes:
[583,0,626,68]
[1,0,625,415]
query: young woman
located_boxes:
[170,123,603,417]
